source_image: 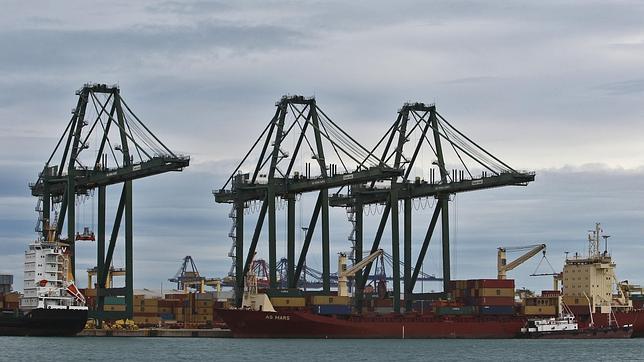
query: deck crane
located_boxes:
[338,249,384,297]
[497,244,546,280]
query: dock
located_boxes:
[79,328,232,338]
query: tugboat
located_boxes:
[520,294,633,338]
[0,224,88,336]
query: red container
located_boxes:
[474,279,515,289]
[373,298,393,308]
[159,299,182,308]
[165,293,189,301]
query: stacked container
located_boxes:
[309,295,352,315]
[449,279,516,315]
[133,295,161,326]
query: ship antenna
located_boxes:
[602,235,610,255]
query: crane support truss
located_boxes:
[30,83,189,324]
[330,103,535,313]
[213,95,402,307]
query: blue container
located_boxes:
[315,304,352,315]
[160,313,174,320]
[478,305,514,315]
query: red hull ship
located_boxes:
[217,308,525,339]
[579,311,643,338]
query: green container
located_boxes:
[435,306,477,315]
[265,289,306,298]
[104,296,126,305]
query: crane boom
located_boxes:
[338,249,384,297]
[497,244,546,279]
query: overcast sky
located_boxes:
[1,1,643,293]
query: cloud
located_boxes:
[2,1,644,292]
[598,79,644,95]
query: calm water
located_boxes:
[1,337,643,361]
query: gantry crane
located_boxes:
[497,244,546,280]
[169,256,221,293]
[30,83,189,323]
[214,95,402,306]
[330,102,535,312]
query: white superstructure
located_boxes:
[20,239,86,311]
[522,314,578,333]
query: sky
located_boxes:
[1,0,643,294]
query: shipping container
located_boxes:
[315,304,352,315]
[158,299,181,308]
[466,296,515,306]
[195,300,214,308]
[103,304,126,312]
[265,289,307,298]
[373,307,394,314]
[435,306,477,315]
[195,308,213,315]
[143,298,159,306]
[471,288,514,298]
[195,293,214,300]
[473,279,515,289]
[165,293,189,301]
[478,305,515,315]
[271,297,306,307]
[310,295,350,305]
[104,296,125,305]
[373,298,393,308]
[159,313,175,320]
[523,305,557,316]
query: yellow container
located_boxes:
[196,300,214,308]
[474,288,514,297]
[523,305,557,316]
[271,297,306,307]
[104,304,126,312]
[191,314,212,322]
[311,295,350,305]
[143,298,159,306]
[195,308,213,315]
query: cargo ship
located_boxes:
[0,234,88,336]
[218,224,644,339]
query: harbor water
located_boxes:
[1,337,643,361]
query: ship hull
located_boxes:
[519,326,633,339]
[573,310,644,338]
[216,309,525,339]
[0,308,88,336]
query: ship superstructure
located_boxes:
[21,238,86,311]
[562,223,631,313]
